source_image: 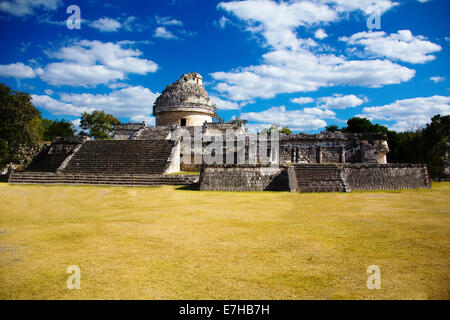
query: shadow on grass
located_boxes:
[175,183,200,191]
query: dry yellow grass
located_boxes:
[0,182,449,300]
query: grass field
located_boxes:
[0,182,449,300]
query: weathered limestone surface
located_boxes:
[62,140,175,174]
[199,163,431,192]
[25,136,88,172]
[153,72,214,126]
[199,164,288,191]
[279,132,389,164]
[341,163,431,190]
[113,122,146,140]
[9,172,199,186]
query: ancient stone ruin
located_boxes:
[8,72,431,191]
[153,72,215,127]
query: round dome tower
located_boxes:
[153,72,215,126]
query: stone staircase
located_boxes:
[62,140,174,174]
[8,172,199,186]
[289,164,348,193]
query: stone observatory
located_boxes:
[153,72,215,126]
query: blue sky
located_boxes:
[0,0,449,133]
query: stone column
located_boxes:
[316,147,323,164]
[339,146,345,163]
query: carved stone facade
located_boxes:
[153,72,214,127]
[113,122,146,140]
[279,132,389,164]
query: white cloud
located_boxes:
[291,97,314,104]
[213,1,415,102]
[245,123,273,133]
[31,95,92,115]
[60,86,160,117]
[361,95,450,131]
[219,0,338,50]
[209,95,240,110]
[218,0,400,50]
[129,115,156,126]
[241,105,334,131]
[314,28,327,40]
[154,27,177,39]
[0,0,61,17]
[108,82,129,89]
[340,30,442,64]
[153,15,194,39]
[38,15,145,32]
[0,62,36,78]
[122,16,145,32]
[211,48,414,101]
[32,86,160,124]
[71,119,81,132]
[317,94,367,109]
[215,16,230,29]
[41,63,124,87]
[44,89,54,95]
[430,76,445,83]
[155,15,183,26]
[328,0,398,15]
[40,40,158,87]
[90,17,122,32]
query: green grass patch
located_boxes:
[0,182,449,299]
[168,171,200,175]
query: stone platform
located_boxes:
[199,163,431,192]
[8,172,199,186]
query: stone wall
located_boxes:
[199,163,431,192]
[340,163,430,191]
[199,164,287,191]
[279,132,389,164]
[155,111,212,127]
[24,136,87,172]
[113,123,146,140]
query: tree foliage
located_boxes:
[211,104,225,123]
[328,115,449,178]
[80,110,120,140]
[325,124,340,132]
[343,117,388,133]
[260,124,292,135]
[388,114,449,179]
[41,119,75,141]
[0,84,42,168]
[229,117,248,127]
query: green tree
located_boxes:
[41,119,75,141]
[230,117,248,127]
[260,124,292,135]
[387,114,449,179]
[421,114,449,179]
[387,130,424,163]
[279,126,293,134]
[80,110,120,140]
[211,104,225,123]
[0,84,42,168]
[343,117,388,133]
[325,124,340,132]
